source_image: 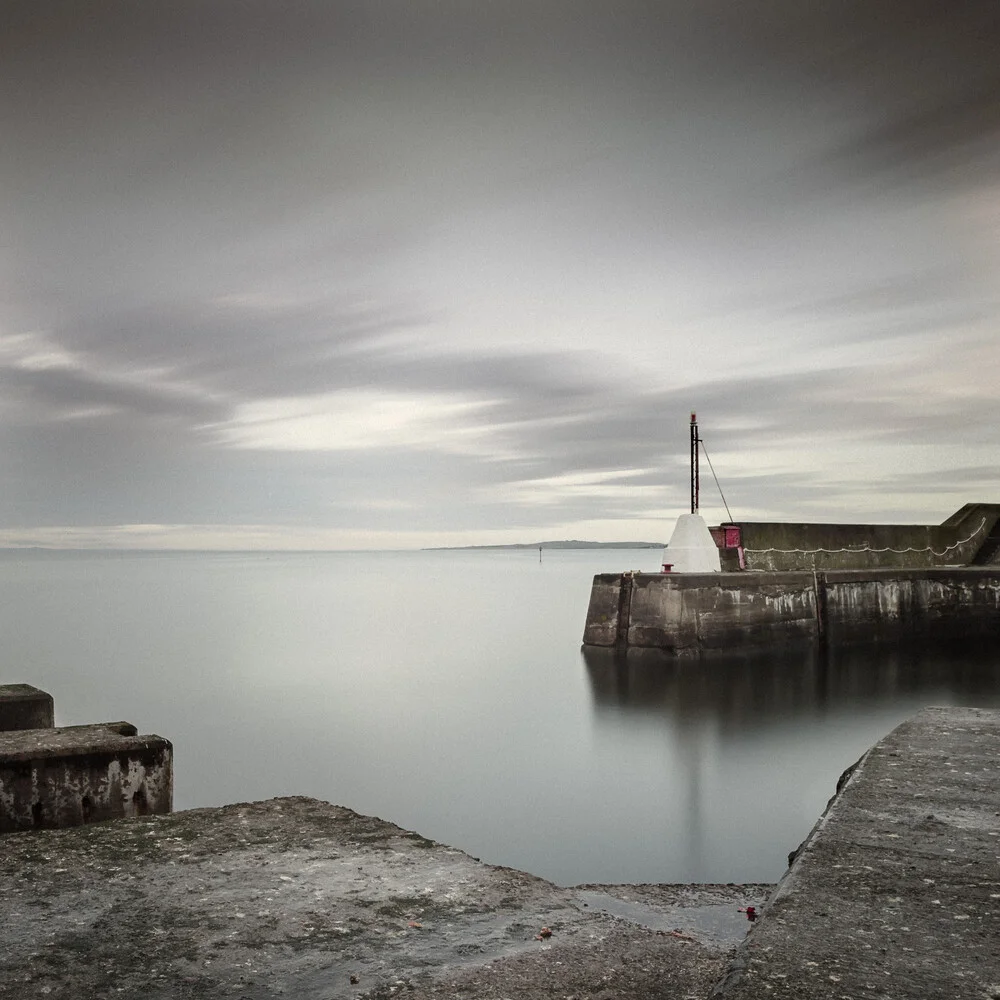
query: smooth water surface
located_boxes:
[2,548,998,886]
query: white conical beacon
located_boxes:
[662,512,721,572]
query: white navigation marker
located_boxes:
[662,512,721,572]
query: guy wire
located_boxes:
[699,439,734,523]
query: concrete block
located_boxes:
[0,684,55,731]
[0,722,172,833]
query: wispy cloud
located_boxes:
[0,2,997,546]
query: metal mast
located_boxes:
[690,411,699,514]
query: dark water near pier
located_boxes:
[2,548,998,886]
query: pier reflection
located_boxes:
[581,638,1000,881]
[582,639,1000,734]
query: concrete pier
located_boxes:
[584,567,1000,653]
[716,706,1000,998]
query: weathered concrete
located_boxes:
[625,571,817,652]
[0,795,769,999]
[0,722,172,832]
[583,567,1000,653]
[715,706,1000,999]
[0,683,54,731]
[583,571,634,646]
[726,503,1000,572]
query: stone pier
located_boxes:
[583,567,1000,653]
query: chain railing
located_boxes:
[743,517,987,558]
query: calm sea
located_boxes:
[2,548,997,886]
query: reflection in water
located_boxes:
[582,639,1000,732]
[581,638,1000,882]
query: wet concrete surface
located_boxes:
[0,796,770,999]
[717,706,1000,999]
[574,886,764,948]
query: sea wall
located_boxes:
[727,502,1000,572]
[582,567,1000,653]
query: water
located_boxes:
[1,547,998,886]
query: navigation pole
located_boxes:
[690,411,699,514]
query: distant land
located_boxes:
[424,540,664,551]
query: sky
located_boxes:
[1,1,998,549]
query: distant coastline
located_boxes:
[0,542,666,555]
[423,541,664,551]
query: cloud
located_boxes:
[0,2,998,546]
[214,391,499,454]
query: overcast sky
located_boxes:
[1,1,998,549]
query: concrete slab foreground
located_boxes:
[0,796,768,999]
[716,707,1000,999]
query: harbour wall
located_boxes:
[582,567,1000,653]
[724,502,1000,572]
